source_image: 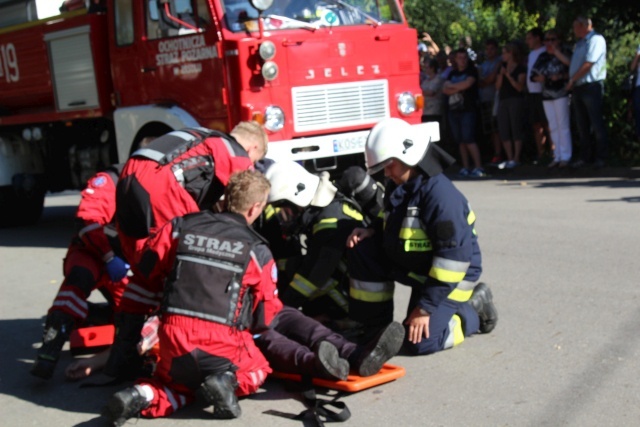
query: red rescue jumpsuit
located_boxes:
[49,167,126,322]
[115,129,254,314]
[134,211,282,418]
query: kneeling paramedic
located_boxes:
[347,118,498,355]
[106,122,267,378]
[105,170,281,424]
[31,164,128,379]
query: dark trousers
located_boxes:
[404,284,479,355]
[347,238,480,356]
[255,306,358,374]
[572,81,609,162]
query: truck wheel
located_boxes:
[0,185,46,227]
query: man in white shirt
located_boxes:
[526,28,549,164]
[567,16,609,168]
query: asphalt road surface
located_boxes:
[1,167,639,427]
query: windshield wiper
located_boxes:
[327,0,381,27]
[263,14,318,31]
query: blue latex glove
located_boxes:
[105,256,130,282]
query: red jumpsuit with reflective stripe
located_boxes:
[49,170,126,322]
[116,136,254,314]
[135,216,282,418]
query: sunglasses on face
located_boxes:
[544,37,557,41]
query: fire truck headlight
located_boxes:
[32,127,43,141]
[250,0,274,12]
[262,61,279,81]
[397,92,417,116]
[22,128,32,141]
[259,41,276,60]
[264,106,285,132]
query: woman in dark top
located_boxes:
[443,48,485,177]
[531,30,573,168]
[496,42,527,169]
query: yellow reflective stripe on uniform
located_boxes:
[404,239,432,252]
[467,210,476,225]
[399,228,428,239]
[342,203,363,221]
[447,288,473,302]
[429,267,466,283]
[290,273,318,297]
[327,288,349,312]
[349,279,394,302]
[444,315,465,349]
[429,257,470,283]
[313,218,338,234]
[265,205,277,220]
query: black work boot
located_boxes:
[314,341,349,381]
[200,371,242,419]
[31,311,76,379]
[352,321,405,377]
[468,282,498,334]
[103,312,146,379]
[103,386,150,427]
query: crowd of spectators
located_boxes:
[417,15,629,177]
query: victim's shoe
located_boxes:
[353,321,405,377]
[315,341,349,381]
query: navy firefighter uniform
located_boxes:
[347,118,498,355]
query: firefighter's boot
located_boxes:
[200,371,242,419]
[315,341,349,381]
[468,282,498,334]
[351,321,405,377]
[103,312,146,379]
[31,310,76,379]
[103,386,150,427]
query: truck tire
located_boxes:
[0,184,45,227]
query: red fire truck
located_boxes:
[0,0,438,226]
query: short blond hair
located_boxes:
[225,170,270,214]
[230,121,268,160]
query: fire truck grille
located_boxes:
[292,80,389,133]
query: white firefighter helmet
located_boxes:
[265,161,336,208]
[365,117,431,174]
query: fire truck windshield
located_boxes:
[222,0,403,32]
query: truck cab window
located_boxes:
[114,0,134,46]
[221,0,403,32]
[146,0,211,40]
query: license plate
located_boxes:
[332,134,367,153]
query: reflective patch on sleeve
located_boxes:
[91,176,107,187]
[342,203,364,221]
[271,264,278,283]
[313,218,338,234]
[404,239,432,252]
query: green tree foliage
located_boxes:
[404,0,640,164]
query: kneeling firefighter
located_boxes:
[346,118,498,355]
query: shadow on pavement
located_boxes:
[0,317,120,417]
[0,204,76,248]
